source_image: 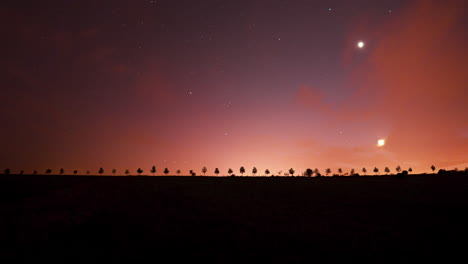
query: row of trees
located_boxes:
[6,165,449,176]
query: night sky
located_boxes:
[2,0,467,175]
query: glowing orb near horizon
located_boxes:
[357,41,365,48]
[377,139,385,147]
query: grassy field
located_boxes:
[1,173,467,263]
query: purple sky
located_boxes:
[1,0,467,175]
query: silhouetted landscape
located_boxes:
[1,172,467,263]
[2,0,468,262]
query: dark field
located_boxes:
[1,174,468,263]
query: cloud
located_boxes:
[348,0,468,168]
[293,85,330,113]
[295,0,468,172]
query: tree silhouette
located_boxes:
[252,167,257,176]
[164,168,169,175]
[86,170,90,175]
[431,165,436,173]
[19,170,24,175]
[60,168,64,175]
[73,170,78,175]
[265,169,270,176]
[305,168,313,177]
[350,168,355,175]
[396,165,402,173]
[288,168,295,176]
[338,168,342,175]
[112,169,117,175]
[240,166,245,176]
[362,167,367,174]
[408,168,413,173]
[228,168,233,176]
[313,168,320,177]
[214,168,220,176]
[137,168,143,175]
[202,166,207,176]
[150,166,156,176]
[189,170,195,176]
[33,170,37,175]
[125,169,130,175]
[384,167,390,174]
[46,169,52,174]
[374,167,379,174]
[4,168,10,175]
[325,168,331,176]
[98,168,104,175]
[176,169,181,175]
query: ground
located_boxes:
[1,173,467,263]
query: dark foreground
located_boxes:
[1,174,467,263]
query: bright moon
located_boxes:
[357,41,365,48]
[377,139,385,147]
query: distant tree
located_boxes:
[112,169,117,175]
[176,169,181,175]
[189,170,195,176]
[374,167,379,174]
[20,170,24,175]
[60,168,64,175]
[338,168,343,175]
[265,169,270,176]
[86,170,90,175]
[164,168,169,175]
[350,168,355,175]
[202,166,207,176]
[125,169,130,175]
[150,166,156,176]
[305,168,313,177]
[228,168,233,175]
[431,165,436,173]
[362,167,367,174]
[396,165,402,173]
[214,168,220,176]
[313,168,320,176]
[98,168,104,175]
[33,170,37,175]
[252,167,258,176]
[4,168,10,175]
[240,166,245,176]
[73,170,78,175]
[137,168,143,175]
[46,169,52,174]
[408,168,413,173]
[384,167,390,174]
[288,168,295,176]
[325,168,331,176]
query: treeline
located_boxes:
[3,165,464,176]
